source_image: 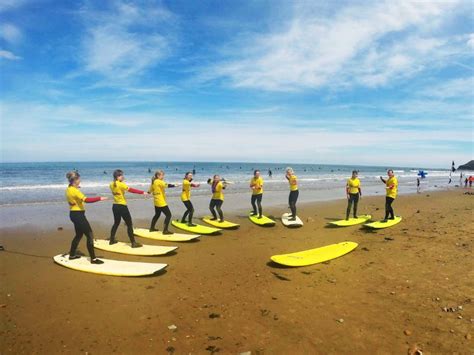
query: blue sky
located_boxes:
[0,0,473,167]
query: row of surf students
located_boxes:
[65,168,398,264]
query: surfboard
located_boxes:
[134,228,200,242]
[364,216,402,229]
[171,220,222,235]
[248,213,275,226]
[281,212,303,228]
[328,214,372,227]
[53,254,167,277]
[270,241,358,267]
[93,239,177,256]
[202,216,240,229]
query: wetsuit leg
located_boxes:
[70,211,96,259]
[289,190,299,217]
[256,194,263,217]
[150,206,162,231]
[162,206,172,231]
[215,200,224,221]
[346,197,353,219]
[120,205,137,244]
[352,193,359,218]
[182,201,193,223]
[385,197,395,219]
[251,195,258,215]
[110,204,122,241]
[69,211,84,256]
[209,199,218,219]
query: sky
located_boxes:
[0,0,473,168]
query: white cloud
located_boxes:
[200,0,467,91]
[0,49,21,60]
[0,23,22,43]
[419,77,474,99]
[467,33,474,48]
[0,0,28,13]
[80,1,175,79]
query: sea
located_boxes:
[0,161,467,206]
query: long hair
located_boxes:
[66,171,80,186]
[152,170,164,183]
[113,169,123,187]
[253,169,260,176]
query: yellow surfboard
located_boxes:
[270,241,358,267]
[134,228,200,242]
[364,216,402,229]
[248,213,275,227]
[53,254,167,277]
[93,239,177,256]
[171,220,222,235]
[329,214,371,227]
[202,216,240,229]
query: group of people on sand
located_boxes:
[64,167,397,264]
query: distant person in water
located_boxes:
[180,172,200,226]
[148,168,151,173]
[109,169,147,247]
[417,178,421,193]
[250,170,264,218]
[346,170,361,220]
[208,175,227,222]
[286,167,299,220]
[380,169,398,222]
[103,170,107,175]
[149,170,178,234]
[268,169,272,178]
[65,171,107,264]
[192,168,196,175]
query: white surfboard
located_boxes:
[53,254,167,277]
[93,239,177,256]
[281,213,304,228]
[134,228,200,242]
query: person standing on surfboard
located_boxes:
[250,170,264,218]
[380,169,398,222]
[208,175,227,222]
[346,170,362,220]
[65,171,107,264]
[149,170,178,235]
[180,172,200,226]
[109,169,147,247]
[286,167,299,221]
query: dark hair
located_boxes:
[184,171,192,179]
[113,169,123,187]
[387,169,394,174]
[352,170,358,175]
[254,170,260,176]
[66,171,80,185]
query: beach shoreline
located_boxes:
[1,189,473,354]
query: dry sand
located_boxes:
[1,190,473,354]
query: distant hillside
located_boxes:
[458,160,474,170]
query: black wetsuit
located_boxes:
[289,190,299,217]
[69,211,96,259]
[209,199,224,221]
[181,200,194,224]
[384,197,395,220]
[251,194,263,217]
[150,206,172,231]
[110,204,138,244]
[346,193,359,219]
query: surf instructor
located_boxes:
[380,169,398,222]
[346,170,361,220]
[250,170,264,218]
[65,171,107,264]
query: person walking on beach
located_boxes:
[208,175,227,222]
[380,169,398,222]
[250,170,264,218]
[149,170,178,234]
[109,169,147,247]
[180,172,200,226]
[417,177,421,193]
[65,171,107,264]
[286,167,299,220]
[346,170,361,220]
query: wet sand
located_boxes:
[0,190,473,354]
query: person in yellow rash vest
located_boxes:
[285,167,299,221]
[65,171,108,264]
[379,169,398,222]
[109,169,148,247]
[180,172,200,226]
[250,170,264,218]
[346,170,362,220]
[207,175,227,222]
[149,170,178,234]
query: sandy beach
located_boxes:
[0,190,473,354]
